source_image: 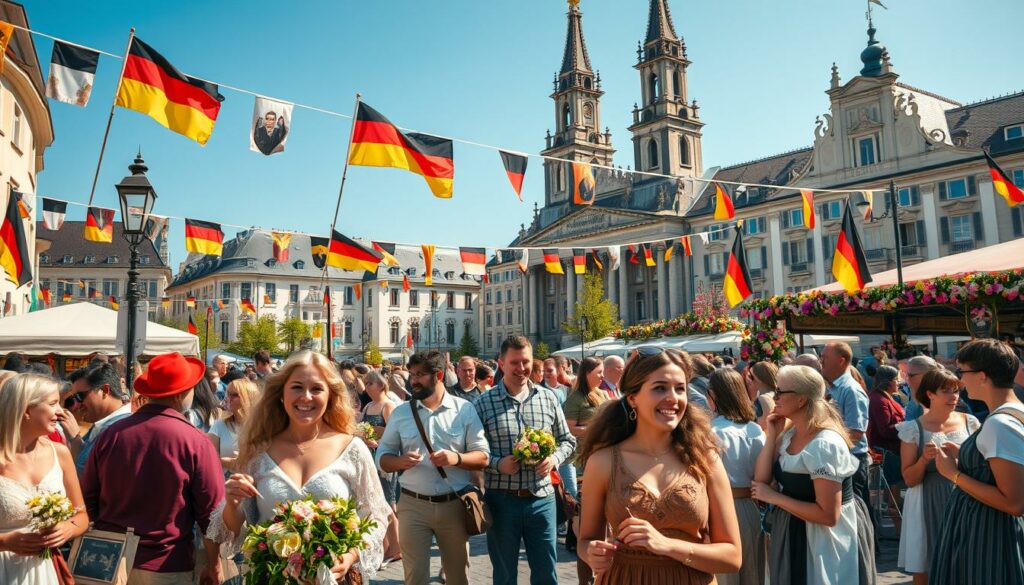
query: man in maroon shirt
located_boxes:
[82,352,225,585]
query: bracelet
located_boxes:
[455,452,463,467]
[953,471,962,487]
[683,543,694,565]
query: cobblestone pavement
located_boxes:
[373,532,911,584]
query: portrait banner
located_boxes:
[249,96,292,156]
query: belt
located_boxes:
[401,488,459,503]
[491,488,538,498]
[731,487,752,499]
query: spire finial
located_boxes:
[568,0,580,7]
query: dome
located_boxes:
[860,25,886,77]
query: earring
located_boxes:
[628,407,637,421]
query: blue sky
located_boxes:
[27,0,1024,269]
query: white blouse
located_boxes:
[977,403,1024,465]
[710,416,765,488]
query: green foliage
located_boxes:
[278,317,311,353]
[534,341,550,360]
[364,342,383,366]
[562,271,623,343]
[228,315,280,356]
[453,322,481,359]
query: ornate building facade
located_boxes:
[483,0,1024,351]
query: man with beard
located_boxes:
[252,110,288,155]
[377,350,489,585]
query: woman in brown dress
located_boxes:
[577,347,742,584]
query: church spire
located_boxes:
[560,0,593,77]
[645,0,679,44]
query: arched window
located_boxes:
[679,136,690,166]
[584,77,592,90]
[647,139,659,170]
[672,70,682,98]
[562,103,572,130]
[556,164,565,192]
[648,73,660,104]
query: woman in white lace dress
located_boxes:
[209,351,390,584]
[0,374,88,584]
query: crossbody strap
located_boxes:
[410,399,448,480]
[990,407,1024,427]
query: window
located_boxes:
[950,215,973,242]
[647,139,659,170]
[743,216,766,235]
[390,288,400,307]
[517,287,522,301]
[446,322,456,345]
[62,255,73,264]
[84,255,96,264]
[222,283,232,299]
[1014,169,1024,189]
[12,105,22,149]
[265,283,276,303]
[495,290,502,304]
[648,72,660,104]
[672,69,681,98]
[496,312,502,326]
[781,208,805,229]
[679,136,690,166]
[899,222,922,246]
[938,177,976,200]
[139,255,152,265]
[389,321,400,344]
[105,256,119,264]
[410,321,420,342]
[289,284,299,303]
[634,292,646,321]
[547,303,556,330]
[40,254,49,264]
[344,286,354,305]
[367,291,373,308]
[561,103,571,131]
[446,291,454,308]
[486,335,492,350]
[855,136,877,166]
[898,186,920,207]
[1005,125,1024,141]
[409,290,419,307]
[240,282,252,302]
[708,223,728,241]
[819,200,843,221]
[506,309,512,324]
[486,312,492,327]
[430,291,438,309]
[464,292,472,310]
[783,239,809,266]
[485,291,492,305]
[708,254,724,275]
[102,280,119,297]
[344,321,353,344]
[747,247,763,270]
[220,321,229,341]
[147,281,157,298]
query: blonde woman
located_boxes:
[207,378,260,471]
[0,374,89,582]
[209,351,391,583]
[751,365,875,585]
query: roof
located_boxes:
[687,147,814,217]
[169,230,481,290]
[560,4,593,75]
[1,2,47,111]
[37,221,169,270]
[944,90,1024,154]
[645,0,678,44]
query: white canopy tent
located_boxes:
[0,302,200,357]
[552,336,629,358]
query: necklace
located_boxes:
[644,447,674,465]
[289,427,321,454]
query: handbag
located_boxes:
[410,399,493,535]
[51,548,75,585]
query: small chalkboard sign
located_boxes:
[67,526,139,585]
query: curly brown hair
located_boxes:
[576,349,719,480]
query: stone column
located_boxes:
[669,253,683,316]
[769,215,784,295]
[618,258,630,323]
[812,216,825,286]
[566,262,576,321]
[921,189,940,259]
[656,251,669,319]
[978,180,1001,246]
[607,264,618,306]
[528,268,539,339]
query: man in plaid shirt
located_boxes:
[474,335,576,585]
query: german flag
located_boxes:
[571,161,597,205]
[590,249,604,271]
[184,219,224,256]
[348,102,454,198]
[459,247,487,276]
[109,296,119,311]
[832,199,873,294]
[327,230,383,273]
[89,287,101,299]
[240,298,256,315]
[713,183,735,220]
[379,278,389,292]
[116,37,224,145]
[263,293,272,305]
[680,235,693,256]
[984,152,1024,207]
[663,240,675,262]
[84,207,114,243]
[372,241,399,267]
[403,274,411,292]
[187,314,198,335]
[499,151,527,201]
[0,191,32,287]
[422,244,435,286]
[13,191,30,219]
[723,228,754,307]
[62,293,72,303]
[40,287,51,306]
[800,189,816,229]
[353,283,362,301]
[271,232,291,263]
[628,245,639,264]
[186,296,196,309]
[216,299,227,311]
[641,243,656,267]
[310,236,329,269]
[572,248,586,274]
[161,298,171,310]
[543,249,563,274]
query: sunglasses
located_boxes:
[773,389,798,398]
[63,391,89,409]
[954,368,979,379]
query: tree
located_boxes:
[278,317,311,353]
[534,341,551,360]
[453,322,481,359]
[228,316,281,357]
[364,342,383,366]
[563,271,623,343]
[160,313,220,359]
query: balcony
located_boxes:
[901,244,922,258]
[950,240,975,254]
[708,268,726,277]
[789,262,810,274]
[748,268,764,280]
[865,248,890,262]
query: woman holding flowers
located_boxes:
[0,373,88,583]
[577,348,742,584]
[210,350,390,584]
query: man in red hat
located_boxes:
[82,352,226,585]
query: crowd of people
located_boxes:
[0,335,1021,585]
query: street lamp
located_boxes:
[856,179,903,287]
[115,152,157,394]
[580,315,590,364]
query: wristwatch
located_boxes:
[455,452,463,467]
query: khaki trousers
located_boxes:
[126,569,193,585]
[397,494,470,585]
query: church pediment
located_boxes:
[829,74,897,100]
[522,207,664,245]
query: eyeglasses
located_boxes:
[62,391,89,409]
[955,368,979,379]
[773,389,798,398]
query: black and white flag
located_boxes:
[45,41,99,107]
[41,198,67,231]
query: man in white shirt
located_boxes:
[377,350,489,585]
[59,362,133,476]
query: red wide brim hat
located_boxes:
[134,352,206,398]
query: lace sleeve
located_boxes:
[205,462,261,557]
[343,437,391,580]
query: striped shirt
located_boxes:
[473,380,576,496]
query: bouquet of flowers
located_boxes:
[241,495,376,585]
[355,422,377,441]
[512,427,557,465]
[26,491,76,559]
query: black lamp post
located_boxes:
[857,180,903,287]
[580,315,590,364]
[115,153,157,394]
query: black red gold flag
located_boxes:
[42,198,67,231]
[310,236,329,269]
[590,249,604,271]
[89,287,101,299]
[13,192,30,219]
[372,241,399,267]
[327,231,382,273]
[354,283,362,301]
[663,240,675,262]
[572,248,586,275]
[422,244,436,286]
[984,151,1024,207]
[723,228,754,307]
[62,293,72,303]
[628,245,639,264]
[680,235,693,256]
[800,189,816,229]
[543,249,563,275]
[571,161,596,205]
[116,37,224,145]
[184,219,224,256]
[641,243,656,267]
[271,232,291,263]
[499,151,527,201]
[188,314,198,335]
[403,274,411,292]
[186,296,196,308]
[109,295,119,311]
[40,287,51,306]
[240,299,256,314]
[84,207,114,243]
[832,200,873,294]
[714,183,735,220]
[348,102,454,198]
[459,247,487,276]
[162,298,171,310]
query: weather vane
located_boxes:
[866,0,887,26]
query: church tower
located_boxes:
[541,0,615,206]
[628,0,703,178]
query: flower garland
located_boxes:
[738,269,1024,362]
[615,312,747,342]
